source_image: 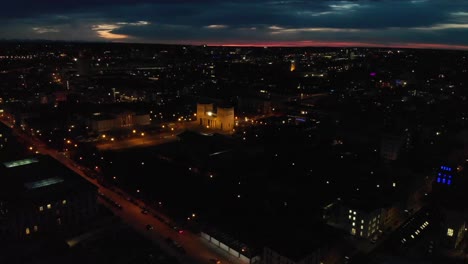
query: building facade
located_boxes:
[197,103,234,132]
[0,155,98,240]
[86,112,151,133]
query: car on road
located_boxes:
[141,209,149,214]
[209,259,221,264]
[146,224,154,230]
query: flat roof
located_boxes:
[0,155,97,203]
[24,176,64,190]
[3,158,39,168]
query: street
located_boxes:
[0,116,247,264]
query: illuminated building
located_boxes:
[439,208,466,249]
[86,112,151,133]
[432,165,466,249]
[196,103,234,132]
[331,200,384,240]
[0,155,98,240]
[436,166,454,186]
[344,207,383,239]
[290,60,296,72]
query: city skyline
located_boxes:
[1,0,468,50]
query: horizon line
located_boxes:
[1,38,468,51]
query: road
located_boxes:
[96,133,180,150]
[0,116,247,264]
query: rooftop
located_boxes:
[0,155,97,204]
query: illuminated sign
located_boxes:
[440,166,452,172]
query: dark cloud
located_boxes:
[1,0,468,49]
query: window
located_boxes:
[351,228,356,235]
[361,220,364,224]
[447,228,454,237]
[361,225,364,230]
[62,200,67,205]
[33,225,38,232]
[39,206,44,211]
[349,210,352,214]
[353,217,356,221]
[25,228,30,235]
[47,204,51,209]
[348,215,351,219]
[352,222,355,226]
[353,211,357,215]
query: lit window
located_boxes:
[349,210,352,214]
[353,211,357,215]
[351,228,356,235]
[353,217,356,221]
[34,225,38,232]
[361,220,364,224]
[39,206,44,211]
[348,215,351,219]
[25,228,30,235]
[47,204,51,209]
[352,222,355,226]
[62,200,67,205]
[361,225,364,229]
[393,182,396,187]
[447,228,454,237]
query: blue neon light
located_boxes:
[441,166,453,172]
[448,180,452,185]
[437,177,441,183]
[442,178,446,184]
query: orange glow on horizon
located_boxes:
[180,40,468,51]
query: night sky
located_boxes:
[1,0,468,49]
